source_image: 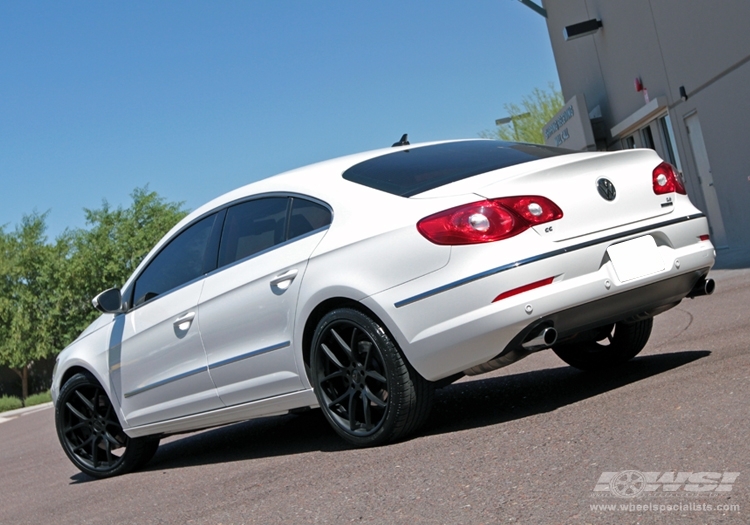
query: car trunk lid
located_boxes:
[477,149,673,242]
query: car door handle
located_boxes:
[174,312,196,332]
[270,269,298,291]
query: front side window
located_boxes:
[133,214,217,306]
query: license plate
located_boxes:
[607,235,665,282]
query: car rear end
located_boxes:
[355,140,715,381]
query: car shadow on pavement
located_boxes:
[424,349,711,436]
[69,408,345,483]
[71,349,709,480]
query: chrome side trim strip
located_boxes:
[208,341,291,370]
[124,366,208,398]
[394,214,706,308]
[123,341,293,397]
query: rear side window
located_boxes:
[217,197,332,268]
[133,213,218,306]
[288,198,332,239]
[218,197,289,267]
[342,140,571,197]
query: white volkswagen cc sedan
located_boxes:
[52,139,716,477]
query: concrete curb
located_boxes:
[0,401,53,423]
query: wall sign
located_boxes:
[543,94,596,151]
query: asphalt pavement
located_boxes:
[1,269,748,525]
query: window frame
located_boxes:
[127,211,224,310]
[123,193,332,312]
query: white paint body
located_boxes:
[51,140,715,438]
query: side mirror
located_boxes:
[92,288,124,313]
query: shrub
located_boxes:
[25,391,52,407]
[0,395,23,413]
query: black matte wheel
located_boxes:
[552,318,653,371]
[310,308,433,447]
[55,373,160,478]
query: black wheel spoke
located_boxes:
[348,390,358,431]
[328,388,352,409]
[321,370,345,383]
[349,327,359,357]
[102,430,121,449]
[90,437,100,468]
[74,389,96,412]
[66,420,89,433]
[365,370,386,384]
[364,385,387,408]
[72,435,95,454]
[320,343,345,369]
[65,401,90,422]
[362,391,372,429]
[330,328,354,360]
[358,340,372,367]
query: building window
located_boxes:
[641,125,655,150]
[659,116,682,171]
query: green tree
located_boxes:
[0,213,62,401]
[0,187,187,401]
[55,187,188,346]
[480,83,564,144]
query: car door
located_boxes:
[198,196,331,407]
[115,212,224,428]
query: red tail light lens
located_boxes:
[653,161,687,195]
[417,196,563,245]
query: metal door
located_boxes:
[685,113,727,246]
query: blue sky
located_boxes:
[1,1,558,240]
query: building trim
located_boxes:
[610,97,668,139]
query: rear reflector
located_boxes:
[699,234,710,242]
[493,277,554,302]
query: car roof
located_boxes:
[187,139,456,219]
[120,139,573,290]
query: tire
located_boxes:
[310,308,433,447]
[55,373,160,478]
[552,318,653,371]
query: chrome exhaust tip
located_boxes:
[521,326,558,352]
[688,277,715,298]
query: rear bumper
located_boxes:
[546,268,708,339]
[363,215,715,381]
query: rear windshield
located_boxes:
[342,140,571,197]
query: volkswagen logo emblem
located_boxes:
[597,178,617,201]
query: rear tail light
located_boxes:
[653,161,687,195]
[417,196,563,245]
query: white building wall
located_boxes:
[541,0,750,267]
